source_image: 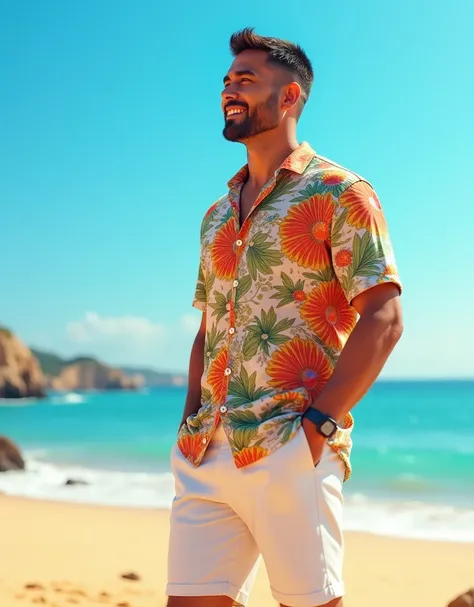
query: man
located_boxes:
[166,28,403,607]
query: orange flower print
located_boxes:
[301,282,357,348]
[204,200,219,218]
[281,146,314,172]
[293,290,307,302]
[321,169,347,186]
[211,218,238,279]
[339,182,388,235]
[234,446,268,468]
[274,391,307,403]
[274,390,308,411]
[266,336,333,398]
[378,264,397,283]
[207,348,229,403]
[335,248,353,268]
[279,193,334,269]
[178,433,204,460]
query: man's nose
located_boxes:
[221,87,239,102]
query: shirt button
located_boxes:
[202,437,207,444]
[236,239,243,247]
[228,327,235,335]
[219,405,228,414]
[233,279,239,288]
[224,367,232,376]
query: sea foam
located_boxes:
[1,452,473,543]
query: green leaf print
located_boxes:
[228,366,272,407]
[194,281,207,306]
[201,387,212,405]
[205,271,215,299]
[340,272,353,298]
[246,233,283,280]
[205,325,227,359]
[242,330,262,360]
[235,274,252,301]
[194,264,206,304]
[201,209,217,239]
[258,174,296,212]
[269,271,305,308]
[209,290,231,322]
[218,206,234,227]
[302,266,335,283]
[290,181,323,203]
[277,422,294,443]
[227,409,260,450]
[242,306,294,361]
[331,208,352,248]
[351,231,382,278]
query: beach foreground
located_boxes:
[1,496,472,607]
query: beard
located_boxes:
[223,92,280,142]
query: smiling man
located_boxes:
[166,28,403,607]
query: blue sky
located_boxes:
[1,1,473,378]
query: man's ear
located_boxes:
[282,81,302,112]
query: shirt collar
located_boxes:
[227,142,316,190]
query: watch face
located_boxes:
[320,420,336,437]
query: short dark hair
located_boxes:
[229,27,314,112]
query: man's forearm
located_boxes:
[179,331,205,428]
[310,307,403,423]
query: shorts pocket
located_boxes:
[299,425,319,469]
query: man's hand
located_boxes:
[302,417,327,467]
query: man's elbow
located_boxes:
[385,302,404,344]
[369,296,404,343]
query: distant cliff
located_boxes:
[32,349,143,392]
[0,328,46,399]
[119,366,187,387]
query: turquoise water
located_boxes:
[1,380,474,541]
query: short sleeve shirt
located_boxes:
[177,142,402,481]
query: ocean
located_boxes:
[1,380,473,542]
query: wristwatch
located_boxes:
[302,407,339,439]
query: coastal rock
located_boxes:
[0,436,25,472]
[120,572,141,581]
[448,589,474,607]
[0,328,46,399]
[47,361,143,392]
[24,583,45,590]
[64,478,89,486]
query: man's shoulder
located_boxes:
[203,193,229,217]
[199,194,230,239]
[305,153,372,196]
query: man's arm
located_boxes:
[178,312,206,430]
[308,282,403,424]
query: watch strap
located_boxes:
[302,407,338,438]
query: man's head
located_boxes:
[222,28,313,143]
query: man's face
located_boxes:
[221,50,284,142]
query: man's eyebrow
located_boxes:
[223,70,257,84]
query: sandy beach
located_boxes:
[0,496,472,607]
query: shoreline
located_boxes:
[2,473,474,544]
[1,494,473,607]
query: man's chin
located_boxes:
[222,127,244,142]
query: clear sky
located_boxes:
[1,0,473,378]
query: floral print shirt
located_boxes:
[177,142,402,481]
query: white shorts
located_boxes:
[166,422,345,607]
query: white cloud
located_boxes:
[67,312,165,343]
[60,311,199,370]
[180,313,201,335]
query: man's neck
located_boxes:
[245,131,299,190]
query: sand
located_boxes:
[0,495,472,607]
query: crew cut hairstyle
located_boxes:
[229,27,314,114]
